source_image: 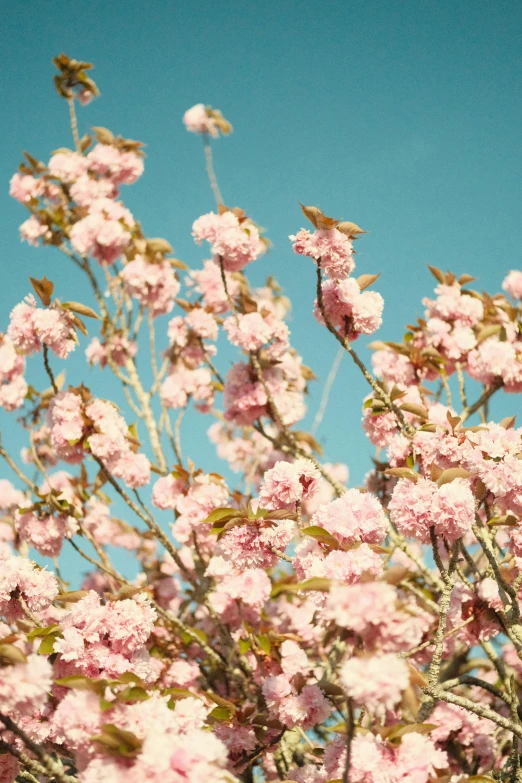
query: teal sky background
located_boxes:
[1,0,521,580]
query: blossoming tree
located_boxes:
[2,53,522,783]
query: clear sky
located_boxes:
[1,0,521,578]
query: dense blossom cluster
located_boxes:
[2,54,522,783]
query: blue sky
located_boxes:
[1,0,521,578]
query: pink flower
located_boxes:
[0,654,52,717]
[259,459,320,510]
[152,475,185,510]
[311,488,388,546]
[193,211,265,272]
[69,197,134,264]
[160,366,214,411]
[224,310,288,353]
[48,390,85,462]
[9,172,43,203]
[164,659,201,689]
[15,510,78,557]
[280,640,310,677]
[503,270,522,300]
[340,653,410,713]
[184,307,218,340]
[389,477,474,543]
[87,144,144,185]
[48,151,88,182]
[0,336,27,411]
[8,295,77,359]
[0,553,58,620]
[0,753,19,783]
[54,591,158,682]
[423,282,483,326]
[122,257,180,316]
[325,582,430,653]
[218,518,295,569]
[85,335,137,368]
[20,215,49,246]
[50,690,103,751]
[291,228,355,280]
[0,479,25,510]
[70,173,117,206]
[372,349,416,386]
[183,104,219,137]
[263,675,332,729]
[315,278,383,339]
[188,259,241,313]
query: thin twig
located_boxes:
[67,96,81,153]
[43,344,58,394]
[203,135,223,206]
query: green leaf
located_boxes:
[208,706,231,721]
[117,686,149,703]
[384,723,436,743]
[257,634,271,654]
[271,577,332,598]
[0,643,28,664]
[203,507,240,525]
[301,526,340,548]
[163,688,198,701]
[118,672,145,685]
[436,467,472,486]
[239,638,251,654]
[38,635,60,655]
[92,724,142,758]
[54,675,104,694]
[27,624,61,640]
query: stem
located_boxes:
[315,264,415,437]
[428,539,460,688]
[43,344,58,394]
[342,699,355,783]
[203,135,223,206]
[67,96,81,153]
[0,714,76,783]
[461,380,502,423]
[92,456,191,581]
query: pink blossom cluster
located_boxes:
[310,487,388,546]
[121,257,180,317]
[262,674,332,729]
[503,269,522,300]
[69,197,135,264]
[19,214,51,246]
[0,335,27,410]
[15,509,78,557]
[325,581,430,652]
[315,277,384,340]
[54,590,159,682]
[340,652,410,714]
[8,294,77,359]
[291,227,355,280]
[48,391,150,487]
[183,103,220,137]
[389,476,475,542]
[153,471,229,546]
[187,259,241,313]
[259,458,320,510]
[85,334,137,368]
[0,552,58,620]
[223,357,307,426]
[192,210,265,272]
[224,310,289,355]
